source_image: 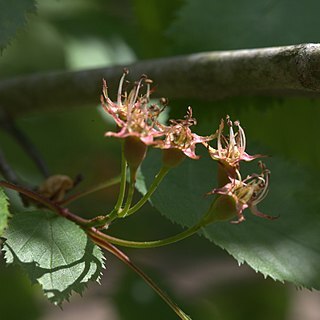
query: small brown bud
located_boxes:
[38,175,74,202]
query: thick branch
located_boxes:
[1,43,320,115]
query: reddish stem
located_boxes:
[89,233,191,320]
[0,180,89,225]
[0,180,190,319]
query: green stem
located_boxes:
[114,143,127,212]
[119,170,136,217]
[90,234,192,320]
[59,175,121,205]
[127,166,170,216]
[88,220,203,249]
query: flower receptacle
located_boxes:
[124,136,147,176]
[162,148,186,168]
[202,195,237,225]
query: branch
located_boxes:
[0,180,190,319]
[0,108,50,177]
[0,149,20,184]
[1,43,320,116]
[0,180,89,225]
[90,234,191,320]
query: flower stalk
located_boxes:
[59,175,121,206]
[114,143,128,213]
[88,220,204,249]
[126,166,170,216]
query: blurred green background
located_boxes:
[1,0,320,319]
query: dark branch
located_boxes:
[0,108,50,177]
[0,149,19,184]
[1,44,320,116]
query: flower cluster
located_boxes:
[205,116,276,223]
[206,116,263,180]
[101,70,163,146]
[101,70,214,169]
[101,71,275,224]
[156,107,215,160]
[207,161,277,223]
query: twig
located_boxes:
[90,234,191,320]
[1,43,320,116]
[0,180,191,319]
[0,149,20,184]
[0,180,89,225]
[59,175,121,206]
[0,108,50,177]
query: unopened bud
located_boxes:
[38,175,74,202]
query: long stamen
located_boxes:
[254,187,269,204]
[226,117,236,158]
[127,79,143,126]
[217,119,224,158]
[128,85,137,112]
[133,75,147,105]
[254,171,270,204]
[145,78,153,102]
[102,79,108,99]
[235,121,246,153]
[235,168,242,181]
[117,69,128,107]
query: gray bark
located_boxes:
[1,43,320,116]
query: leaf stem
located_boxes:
[88,221,203,249]
[59,175,121,206]
[127,166,170,216]
[89,233,192,320]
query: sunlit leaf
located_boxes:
[2,210,105,304]
[0,187,10,236]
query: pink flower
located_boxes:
[156,107,215,159]
[208,162,277,224]
[101,70,165,145]
[206,116,264,177]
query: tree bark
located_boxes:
[1,43,320,116]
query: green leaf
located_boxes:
[0,0,37,51]
[140,148,320,289]
[168,0,320,52]
[131,0,184,57]
[2,210,105,304]
[0,187,10,236]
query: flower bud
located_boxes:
[38,175,74,202]
[124,136,147,173]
